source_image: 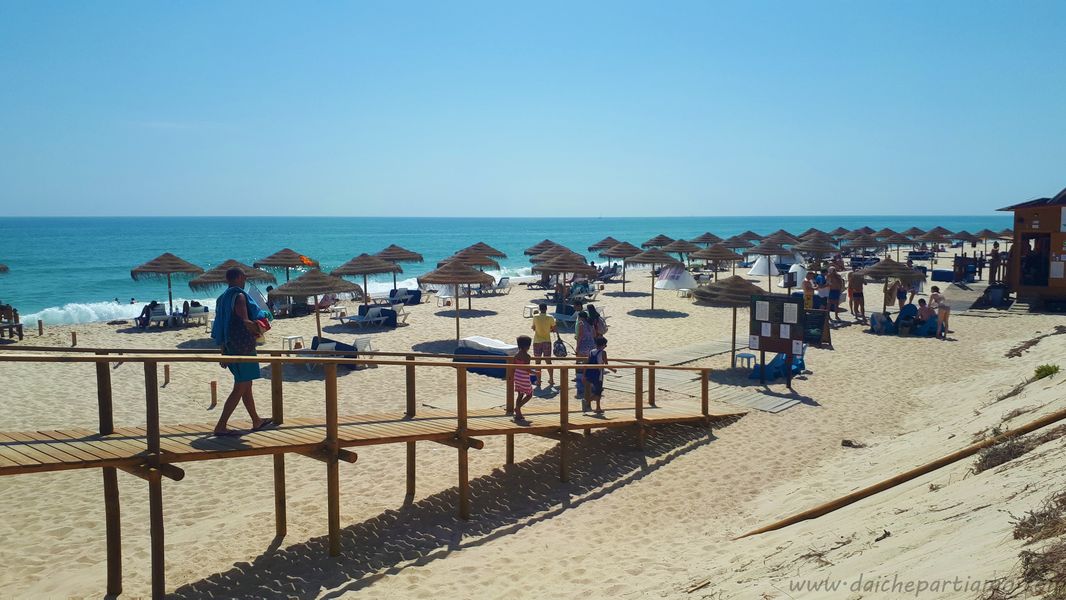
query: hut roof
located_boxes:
[588,236,622,252]
[189,259,276,291]
[463,242,507,258]
[997,187,1066,211]
[600,242,643,259]
[689,232,723,245]
[690,243,742,262]
[332,253,403,277]
[418,261,495,286]
[691,275,768,307]
[375,244,424,263]
[627,248,683,265]
[641,234,675,248]
[131,253,203,281]
[254,248,319,269]
[267,270,363,298]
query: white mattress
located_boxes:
[458,336,518,356]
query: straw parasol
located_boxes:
[530,245,580,264]
[928,226,953,236]
[600,242,643,292]
[973,228,1002,253]
[627,248,683,310]
[692,275,768,367]
[873,227,899,239]
[254,248,319,282]
[131,253,204,313]
[738,230,763,242]
[642,234,675,249]
[764,229,800,245]
[661,239,702,263]
[690,232,723,246]
[188,259,276,292]
[439,250,500,270]
[952,230,980,245]
[375,244,424,289]
[690,243,742,280]
[798,228,827,239]
[747,240,791,291]
[332,254,403,305]
[532,254,598,278]
[881,233,914,261]
[463,242,507,258]
[858,257,926,311]
[998,228,1013,238]
[268,270,363,339]
[901,227,926,237]
[792,237,839,267]
[842,233,883,251]
[856,226,875,234]
[418,261,495,341]
[588,236,621,252]
[524,239,558,256]
[828,227,850,237]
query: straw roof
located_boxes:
[375,244,424,263]
[661,239,702,255]
[532,254,598,276]
[856,226,875,234]
[531,245,580,264]
[642,234,675,248]
[627,248,683,265]
[738,230,763,242]
[952,230,981,243]
[974,229,1001,240]
[839,230,862,240]
[881,233,913,245]
[188,259,276,291]
[873,228,899,239]
[916,230,950,243]
[691,243,742,262]
[463,242,506,258]
[764,229,799,244]
[747,240,791,256]
[267,270,363,298]
[858,257,926,282]
[254,248,319,269]
[928,226,953,236]
[331,253,403,277]
[131,252,203,281]
[691,275,768,307]
[792,237,839,254]
[842,234,883,249]
[690,232,723,245]
[901,227,926,237]
[438,250,500,269]
[524,239,559,256]
[828,227,850,236]
[722,236,754,250]
[801,231,835,242]
[600,242,643,259]
[588,236,622,252]
[998,228,1013,238]
[418,261,495,286]
[798,228,827,239]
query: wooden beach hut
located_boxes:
[998,187,1066,305]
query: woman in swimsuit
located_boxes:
[894,278,907,310]
[929,285,951,339]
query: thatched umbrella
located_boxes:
[600,242,643,292]
[588,236,621,252]
[916,230,950,263]
[974,229,1000,253]
[859,257,926,311]
[747,240,791,291]
[662,239,702,264]
[690,232,723,246]
[530,245,580,264]
[928,226,953,236]
[524,239,558,256]
[856,226,875,235]
[626,248,683,310]
[532,254,598,279]
[793,237,839,269]
[873,227,899,239]
[901,227,926,237]
[418,261,495,341]
[254,248,319,282]
[439,250,500,270]
[998,228,1013,238]
[463,242,507,258]
[692,275,767,368]
[881,233,914,261]
[764,229,800,245]
[375,244,424,289]
[798,228,827,239]
[828,227,850,237]
[332,254,402,305]
[189,259,276,292]
[268,270,362,339]
[131,253,204,313]
[952,231,981,248]
[738,230,763,242]
[642,234,675,249]
[691,243,742,280]
[722,236,754,274]
[843,233,883,252]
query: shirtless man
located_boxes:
[827,267,845,321]
[846,270,866,322]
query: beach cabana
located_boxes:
[626,248,682,310]
[524,239,558,256]
[689,232,723,246]
[268,270,362,339]
[641,234,675,249]
[417,261,495,341]
[747,240,790,291]
[331,254,402,305]
[188,259,276,292]
[131,253,204,313]
[691,243,742,279]
[462,242,506,258]
[661,239,702,264]
[375,244,424,290]
[858,257,926,311]
[692,275,767,368]
[254,249,319,282]
[587,236,621,252]
[599,242,643,292]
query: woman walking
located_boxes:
[574,310,597,410]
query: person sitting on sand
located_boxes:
[512,336,534,423]
[584,336,616,415]
[211,267,274,436]
[916,298,935,326]
[847,271,866,321]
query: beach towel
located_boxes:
[211,286,269,348]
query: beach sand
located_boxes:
[0,263,1062,598]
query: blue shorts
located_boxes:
[828,290,842,301]
[225,357,260,382]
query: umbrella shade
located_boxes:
[748,240,791,256]
[524,239,559,256]
[901,227,926,237]
[189,259,276,291]
[828,227,850,236]
[532,255,598,277]
[858,257,926,282]
[588,236,621,252]
[952,231,980,244]
[873,228,899,239]
[375,244,424,263]
[916,231,950,244]
[842,234,883,249]
[856,226,875,234]
[254,248,319,282]
[661,239,702,256]
[463,242,507,258]
[691,243,742,262]
[689,232,723,245]
[928,226,953,236]
[131,252,204,313]
[764,229,800,245]
[269,270,364,339]
[882,233,912,245]
[722,236,754,250]
[800,231,835,243]
[530,245,580,264]
[419,261,496,341]
[792,238,839,254]
[332,254,403,305]
[998,228,1014,238]
[642,234,675,248]
[439,251,500,270]
[628,249,682,310]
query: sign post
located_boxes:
[749,295,805,389]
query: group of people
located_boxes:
[511,302,612,423]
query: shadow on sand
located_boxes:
[169,421,737,599]
[604,291,649,298]
[627,309,689,319]
[433,309,498,319]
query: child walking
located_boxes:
[585,336,616,415]
[513,335,534,423]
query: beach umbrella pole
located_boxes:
[651,266,656,310]
[622,261,627,293]
[314,294,322,339]
[167,273,174,314]
[731,307,737,368]
[363,275,369,305]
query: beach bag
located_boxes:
[553,332,568,358]
[594,317,608,336]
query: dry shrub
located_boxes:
[973,425,1066,474]
[1014,491,1066,544]
[1019,542,1066,598]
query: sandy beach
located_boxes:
[0,259,1062,599]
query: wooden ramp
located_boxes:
[666,379,803,413]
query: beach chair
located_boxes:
[435,286,455,307]
[147,305,170,327]
[489,277,512,295]
[551,304,578,330]
[916,317,939,337]
[184,305,210,326]
[748,348,805,381]
[388,288,413,305]
[299,336,361,371]
[334,306,389,328]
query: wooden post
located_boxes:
[701,369,710,418]
[325,364,340,556]
[163,364,170,387]
[95,352,114,435]
[405,354,417,501]
[209,380,217,408]
[144,362,160,458]
[148,469,165,600]
[37,319,43,336]
[505,356,515,466]
[635,366,645,449]
[731,307,738,368]
[71,331,77,347]
[648,364,656,406]
[405,355,416,417]
[103,467,122,595]
[759,350,766,385]
[271,357,286,539]
[271,358,284,424]
[559,367,569,483]
[406,441,416,502]
[457,366,470,520]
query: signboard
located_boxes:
[803,309,832,346]
[749,294,804,355]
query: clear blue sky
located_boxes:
[1,1,1063,217]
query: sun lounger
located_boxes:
[455,336,524,379]
[487,277,512,295]
[298,336,361,371]
[183,306,210,326]
[146,305,170,327]
[333,306,389,328]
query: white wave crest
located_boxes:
[24,297,217,326]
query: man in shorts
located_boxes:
[846,270,866,322]
[531,304,556,387]
[827,267,845,321]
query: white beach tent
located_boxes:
[779,263,807,288]
[654,265,698,290]
[746,255,780,277]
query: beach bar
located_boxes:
[998,186,1066,306]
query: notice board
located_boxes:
[748,295,805,355]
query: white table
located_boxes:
[282,335,305,351]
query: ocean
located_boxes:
[0,215,1010,324]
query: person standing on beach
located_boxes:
[802,272,815,310]
[584,336,616,415]
[512,336,534,423]
[574,310,597,409]
[211,267,273,436]
[930,285,951,339]
[531,304,556,387]
[846,270,865,321]
[989,242,1002,284]
[827,267,844,321]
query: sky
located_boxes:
[1,1,1064,217]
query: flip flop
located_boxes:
[252,419,276,432]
